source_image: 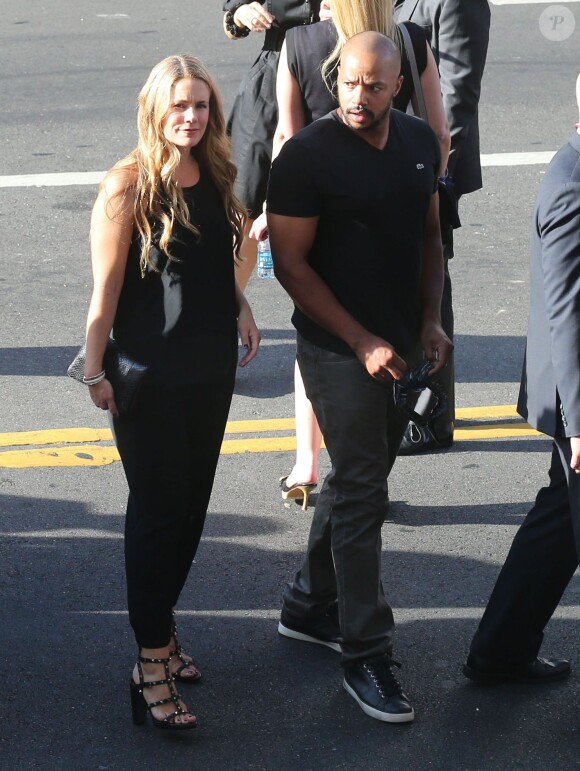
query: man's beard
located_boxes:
[343,102,392,132]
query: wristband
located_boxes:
[224,6,250,38]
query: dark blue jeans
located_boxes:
[282,336,411,666]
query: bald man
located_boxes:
[464,77,580,686]
[267,32,451,722]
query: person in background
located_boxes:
[222,0,328,289]
[463,76,580,688]
[84,55,259,730]
[268,33,451,722]
[250,0,450,505]
[394,0,490,455]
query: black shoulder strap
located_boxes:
[398,22,428,121]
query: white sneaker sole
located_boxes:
[343,679,415,723]
[278,622,342,652]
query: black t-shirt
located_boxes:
[113,173,238,386]
[267,109,440,357]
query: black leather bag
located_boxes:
[266,0,319,27]
[67,339,150,416]
[435,176,460,250]
[393,360,448,425]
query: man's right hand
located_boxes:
[353,334,407,382]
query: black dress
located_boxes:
[113,174,238,386]
[285,20,428,124]
[112,173,239,648]
[224,0,322,220]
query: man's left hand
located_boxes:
[570,437,580,474]
[420,320,453,375]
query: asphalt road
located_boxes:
[1,1,580,769]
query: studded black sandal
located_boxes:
[170,613,202,683]
[130,655,197,730]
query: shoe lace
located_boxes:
[363,657,404,699]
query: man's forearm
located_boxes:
[274,259,370,352]
[420,194,445,323]
[420,232,445,323]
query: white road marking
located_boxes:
[0,152,559,189]
[0,171,105,188]
[71,606,580,620]
[482,151,556,166]
[490,0,580,5]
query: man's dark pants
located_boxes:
[469,438,580,663]
[432,236,455,438]
[282,335,410,666]
[437,248,455,434]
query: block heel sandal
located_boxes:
[170,613,202,683]
[130,654,197,731]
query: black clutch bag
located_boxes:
[393,360,447,426]
[67,339,150,416]
[266,0,320,26]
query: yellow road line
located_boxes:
[0,420,296,449]
[0,427,112,448]
[0,407,520,450]
[455,423,541,440]
[0,445,121,468]
[0,423,544,468]
[456,405,518,420]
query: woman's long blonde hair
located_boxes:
[105,55,246,275]
[321,0,401,89]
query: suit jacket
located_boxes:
[394,0,490,196]
[518,132,580,438]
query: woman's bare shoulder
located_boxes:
[100,163,138,200]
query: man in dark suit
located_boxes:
[463,79,580,684]
[394,0,491,454]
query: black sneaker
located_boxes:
[278,606,342,652]
[343,655,414,723]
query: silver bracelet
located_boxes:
[82,370,106,386]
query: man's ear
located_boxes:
[394,75,404,97]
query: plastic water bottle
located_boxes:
[257,236,275,279]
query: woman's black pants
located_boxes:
[112,372,235,649]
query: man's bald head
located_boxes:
[340,31,401,75]
[336,31,404,144]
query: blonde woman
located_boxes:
[84,55,260,730]
[253,0,450,502]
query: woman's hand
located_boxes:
[88,378,119,417]
[571,436,580,474]
[233,2,275,33]
[237,302,261,367]
[249,212,268,241]
[319,0,332,21]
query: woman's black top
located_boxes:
[285,20,428,124]
[113,173,238,387]
[224,0,322,219]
